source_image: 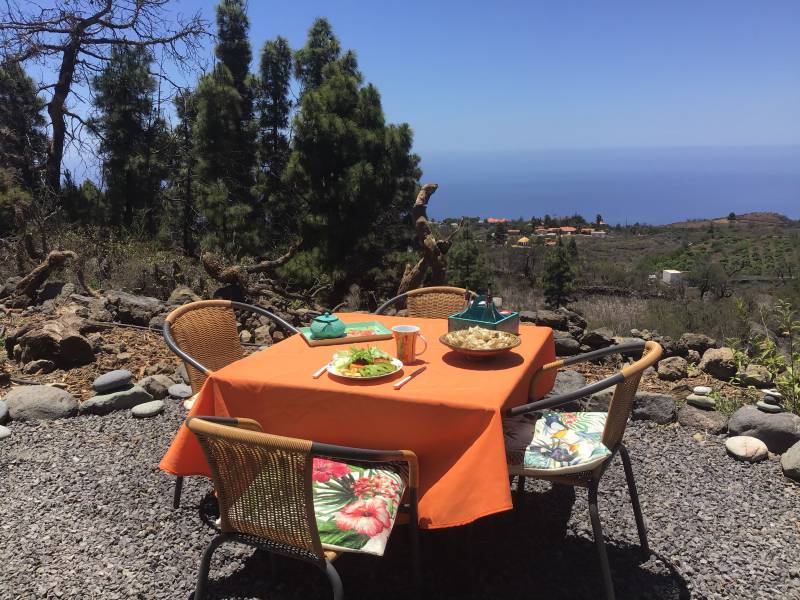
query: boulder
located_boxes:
[632,392,676,424]
[0,399,8,424]
[15,316,94,368]
[677,333,717,356]
[740,364,772,388]
[3,386,78,420]
[657,356,688,381]
[781,441,800,482]
[136,374,175,400]
[677,405,728,434]
[92,369,133,394]
[581,328,615,350]
[552,331,580,356]
[105,290,164,326]
[699,347,736,381]
[725,436,768,462]
[686,349,701,364]
[80,385,153,416]
[88,298,114,322]
[131,400,165,418]
[556,307,587,330]
[585,386,614,411]
[549,369,586,396]
[23,359,56,375]
[0,276,22,300]
[167,286,200,306]
[532,310,568,330]
[728,405,800,453]
[148,314,167,330]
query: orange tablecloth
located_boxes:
[160,315,556,529]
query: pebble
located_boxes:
[725,436,768,462]
[762,395,782,406]
[686,394,716,409]
[92,370,133,394]
[168,384,193,399]
[0,400,7,425]
[763,389,782,399]
[693,386,712,396]
[756,401,784,414]
[0,425,10,440]
[131,400,165,418]
[183,397,196,411]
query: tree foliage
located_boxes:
[542,237,576,307]
[447,226,491,291]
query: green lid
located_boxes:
[314,311,339,323]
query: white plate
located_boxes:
[327,357,404,380]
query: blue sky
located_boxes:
[169,0,800,155]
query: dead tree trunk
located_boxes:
[12,250,99,301]
[397,184,463,296]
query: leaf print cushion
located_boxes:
[504,411,611,475]
[312,458,406,556]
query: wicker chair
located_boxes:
[503,340,662,600]
[163,299,299,508]
[186,416,420,600]
[375,286,473,319]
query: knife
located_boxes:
[394,366,426,390]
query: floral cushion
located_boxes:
[312,459,406,556]
[504,411,611,475]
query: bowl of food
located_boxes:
[327,346,403,380]
[439,326,521,359]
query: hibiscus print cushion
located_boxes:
[312,458,407,556]
[504,411,611,475]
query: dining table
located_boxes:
[160,313,557,529]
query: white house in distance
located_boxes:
[662,269,684,285]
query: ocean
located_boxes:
[419,146,800,225]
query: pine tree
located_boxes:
[447,226,491,291]
[194,0,259,255]
[0,60,48,192]
[60,171,107,223]
[567,236,578,260]
[91,45,166,230]
[542,237,576,308]
[161,91,199,253]
[294,18,341,94]
[254,36,293,234]
[283,30,420,299]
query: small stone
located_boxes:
[48,382,69,390]
[740,364,773,388]
[239,330,253,344]
[92,369,133,394]
[131,400,165,418]
[686,394,716,409]
[80,385,153,416]
[763,389,782,399]
[693,386,712,396]
[686,349,701,364]
[762,395,781,406]
[116,352,132,363]
[254,325,271,346]
[781,441,800,482]
[725,435,768,462]
[0,424,10,440]
[0,400,8,424]
[183,397,196,411]
[756,401,784,414]
[692,432,705,443]
[168,383,193,399]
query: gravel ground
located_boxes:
[1,403,799,600]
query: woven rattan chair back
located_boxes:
[601,341,662,450]
[187,418,325,565]
[405,286,469,319]
[165,301,244,393]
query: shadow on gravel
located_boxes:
[193,484,689,600]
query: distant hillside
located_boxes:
[667,212,792,229]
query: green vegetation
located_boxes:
[447,226,491,291]
[542,237,576,308]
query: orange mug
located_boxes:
[392,325,428,364]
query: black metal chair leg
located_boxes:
[173,476,184,509]
[324,560,344,600]
[619,444,650,560]
[513,475,526,508]
[194,534,227,600]
[588,481,615,600]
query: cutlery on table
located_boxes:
[394,366,426,390]
[312,364,329,379]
